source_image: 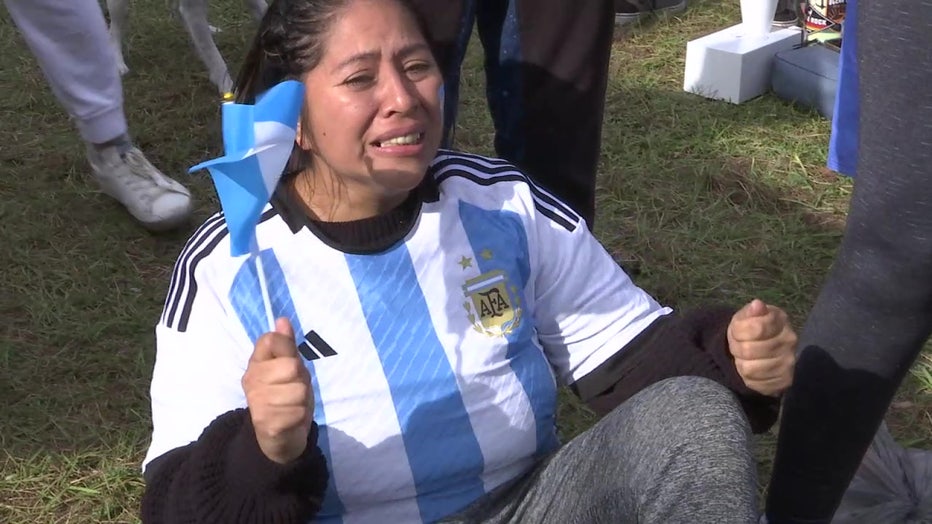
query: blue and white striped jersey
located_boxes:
[145,150,671,523]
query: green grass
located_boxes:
[0,0,929,522]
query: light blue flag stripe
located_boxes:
[345,243,486,523]
[220,103,256,157]
[228,250,346,522]
[207,155,267,257]
[457,201,560,456]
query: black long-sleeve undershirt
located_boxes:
[573,306,780,433]
[141,410,328,524]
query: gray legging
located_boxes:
[766,0,932,521]
[444,377,757,523]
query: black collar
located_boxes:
[269,171,440,255]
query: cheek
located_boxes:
[309,100,373,151]
[419,79,444,118]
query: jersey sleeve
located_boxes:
[142,235,329,523]
[144,259,254,470]
[528,194,672,386]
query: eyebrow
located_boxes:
[331,42,432,73]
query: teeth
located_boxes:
[379,133,422,147]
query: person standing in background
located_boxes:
[4,0,193,232]
[765,0,932,522]
[407,0,614,226]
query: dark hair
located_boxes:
[234,0,439,176]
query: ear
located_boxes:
[295,119,310,150]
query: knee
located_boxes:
[608,376,752,449]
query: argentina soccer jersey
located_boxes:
[147,151,672,522]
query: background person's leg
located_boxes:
[766,1,932,521]
[448,377,758,523]
[3,0,193,231]
[476,0,614,226]
[407,0,472,148]
[4,0,126,144]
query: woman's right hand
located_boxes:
[242,317,315,464]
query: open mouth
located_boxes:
[374,132,424,148]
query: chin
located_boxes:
[370,156,432,188]
[371,166,428,193]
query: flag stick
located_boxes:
[253,250,277,333]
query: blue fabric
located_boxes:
[227,249,347,521]
[438,0,524,165]
[229,253,270,343]
[457,201,560,457]
[476,0,525,164]
[260,251,346,522]
[345,244,487,522]
[439,0,477,147]
[828,0,858,177]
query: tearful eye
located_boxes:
[344,75,374,88]
[405,61,432,78]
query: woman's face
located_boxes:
[299,0,443,208]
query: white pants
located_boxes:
[4,0,127,144]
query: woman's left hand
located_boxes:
[727,299,798,397]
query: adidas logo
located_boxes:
[298,330,337,361]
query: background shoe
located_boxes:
[615,0,688,26]
[86,145,193,232]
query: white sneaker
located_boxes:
[86,145,193,232]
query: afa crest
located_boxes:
[462,269,523,337]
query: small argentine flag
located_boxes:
[190,80,305,336]
[190,80,306,257]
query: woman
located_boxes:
[141,0,797,522]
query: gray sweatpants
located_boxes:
[4,0,127,144]
[444,376,759,524]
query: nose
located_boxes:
[379,65,419,116]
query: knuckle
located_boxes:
[254,335,272,353]
[290,383,311,405]
[755,321,770,340]
[245,389,264,409]
[289,359,306,380]
[299,384,313,403]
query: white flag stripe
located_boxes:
[253,120,298,197]
[464,273,505,294]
